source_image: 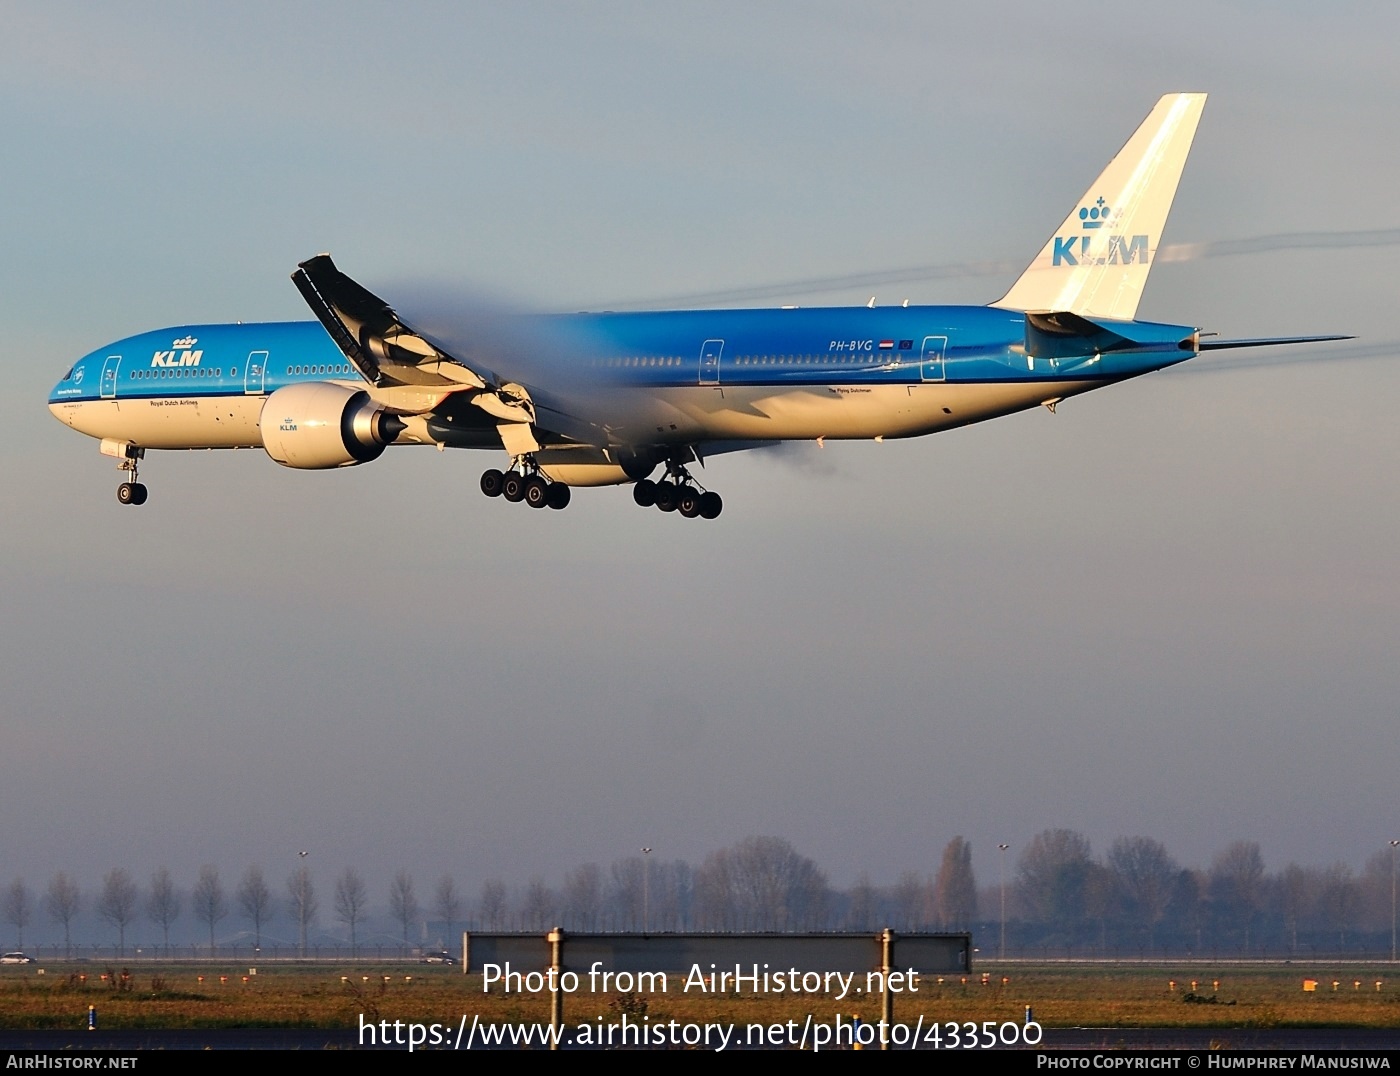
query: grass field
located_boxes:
[0,962,1396,1031]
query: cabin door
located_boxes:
[699,339,723,385]
[920,336,947,382]
[244,351,268,394]
[100,355,122,399]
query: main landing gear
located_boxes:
[632,461,722,519]
[480,459,571,510]
[115,446,148,506]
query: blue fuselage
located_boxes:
[49,306,1197,455]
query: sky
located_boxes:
[2,2,1398,915]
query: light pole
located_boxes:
[641,848,653,934]
[1390,840,1398,964]
[998,843,1010,960]
[295,850,310,959]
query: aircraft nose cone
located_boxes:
[48,397,77,428]
[48,398,81,434]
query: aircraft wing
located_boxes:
[291,254,537,426]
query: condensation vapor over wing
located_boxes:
[602,227,1400,310]
[375,281,617,392]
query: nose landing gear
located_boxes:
[113,445,148,506]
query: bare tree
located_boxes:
[1319,863,1360,949]
[389,870,419,950]
[1083,862,1118,952]
[845,874,877,931]
[606,855,692,931]
[1360,848,1395,936]
[4,879,32,949]
[893,871,931,930]
[1108,837,1177,949]
[521,878,555,930]
[692,852,733,930]
[608,857,644,928]
[649,860,694,931]
[191,866,227,954]
[1170,869,1207,951]
[3,879,31,949]
[287,866,317,957]
[479,880,507,930]
[98,868,139,956]
[934,837,978,931]
[146,868,181,955]
[1017,829,1093,932]
[237,866,272,950]
[695,836,828,931]
[433,875,461,947]
[44,873,81,957]
[1276,863,1313,953]
[334,868,367,955]
[1209,841,1265,952]
[658,850,697,929]
[563,864,601,931]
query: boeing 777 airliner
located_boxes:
[49,94,1344,516]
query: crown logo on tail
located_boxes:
[1079,196,1112,230]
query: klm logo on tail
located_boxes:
[1052,197,1149,266]
[995,93,1205,320]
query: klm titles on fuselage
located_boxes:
[151,336,203,367]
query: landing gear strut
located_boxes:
[115,446,148,506]
[480,457,570,510]
[632,460,722,519]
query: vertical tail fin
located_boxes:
[994,93,1206,320]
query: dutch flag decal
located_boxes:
[878,340,894,350]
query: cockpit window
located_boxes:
[61,365,76,381]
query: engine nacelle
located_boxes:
[260,383,405,469]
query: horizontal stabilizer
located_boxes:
[1198,334,1353,351]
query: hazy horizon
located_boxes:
[2,3,1396,897]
